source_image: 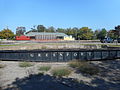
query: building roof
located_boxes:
[25,32,68,37]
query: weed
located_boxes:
[51,67,71,77]
[68,60,81,68]
[19,62,34,67]
[68,60,99,75]
[38,66,51,71]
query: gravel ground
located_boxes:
[0,43,101,50]
[0,60,120,90]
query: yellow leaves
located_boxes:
[0,29,14,39]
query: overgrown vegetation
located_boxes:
[51,67,72,77]
[19,62,34,67]
[68,60,99,75]
[68,60,81,68]
[38,66,51,71]
[77,63,100,75]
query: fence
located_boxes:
[0,49,120,62]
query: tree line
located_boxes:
[25,25,119,40]
[0,25,120,40]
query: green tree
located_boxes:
[108,30,117,39]
[0,29,15,39]
[114,25,120,38]
[56,28,65,33]
[47,26,55,32]
[31,25,37,32]
[37,25,46,32]
[66,27,79,39]
[16,27,26,36]
[93,30,100,39]
[71,27,78,39]
[97,28,107,39]
[78,27,93,40]
[65,28,72,35]
[25,26,37,34]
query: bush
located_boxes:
[68,60,99,75]
[19,62,34,67]
[51,68,71,77]
[69,60,81,68]
[38,66,51,71]
[68,60,88,68]
[77,64,99,75]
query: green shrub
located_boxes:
[68,60,80,68]
[68,60,88,68]
[38,66,51,71]
[19,62,33,67]
[51,68,71,77]
[68,60,99,75]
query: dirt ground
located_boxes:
[0,60,120,90]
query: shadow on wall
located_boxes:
[4,72,120,90]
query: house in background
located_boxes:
[16,32,74,40]
[25,32,75,40]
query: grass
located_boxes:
[0,44,18,47]
[38,66,51,71]
[68,60,81,68]
[51,67,72,77]
[109,45,120,47]
[38,72,44,76]
[77,64,99,75]
[68,60,99,75]
[68,60,90,69]
[19,61,34,67]
[41,46,47,49]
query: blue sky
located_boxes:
[0,0,120,33]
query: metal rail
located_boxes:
[0,49,120,62]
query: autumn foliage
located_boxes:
[0,29,15,40]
